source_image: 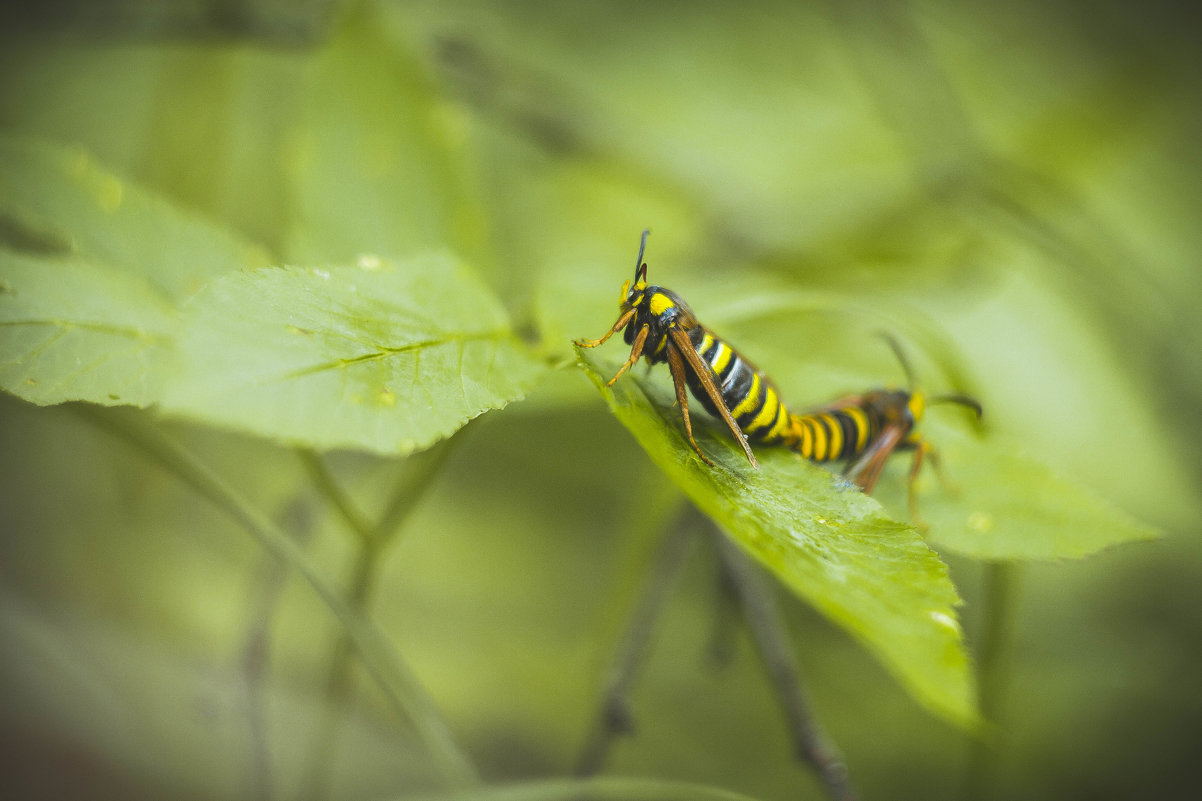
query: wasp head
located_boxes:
[617,229,651,311]
[619,263,649,310]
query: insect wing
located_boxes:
[668,327,759,469]
[796,393,866,417]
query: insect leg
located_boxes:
[843,425,905,494]
[666,339,715,467]
[907,440,931,530]
[923,444,953,489]
[605,323,649,386]
[575,308,637,349]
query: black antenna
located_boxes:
[634,228,650,281]
[877,331,917,390]
[929,393,984,420]
[878,331,984,418]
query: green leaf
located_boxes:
[161,253,546,455]
[0,135,269,301]
[575,346,977,727]
[0,250,175,406]
[872,417,1163,560]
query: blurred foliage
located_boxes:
[1,1,1200,800]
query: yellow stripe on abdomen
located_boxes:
[795,416,814,458]
[809,416,830,461]
[709,341,732,376]
[819,414,843,461]
[730,372,762,419]
[843,406,870,454]
[764,401,793,442]
[744,386,779,434]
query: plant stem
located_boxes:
[239,499,317,801]
[300,440,458,801]
[960,561,1019,801]
[75,406,479,790]
[576,503,855,800]
[574,505,696,776]
[298,448,375,547]
[706,538,743,669]
[710,531,857,801]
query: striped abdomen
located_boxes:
[787,407,878,462]
[683,327,794,444]
[682,324,883,462]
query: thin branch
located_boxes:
[73,406,479,791]
[240,500,316,801]
[371,440,458,545]
[960,561,1019,801]
[298,448,375,546]
[575,503,855,800]
[710,530,857,801]
[574,506,696,777]
[706,542,743,669]
[300,439,460,801]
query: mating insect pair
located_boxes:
[575,230,982,523]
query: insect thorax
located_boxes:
[622,285,694,365]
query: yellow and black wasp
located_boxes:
[576,230,982,521]
[789,336,982,522]
[576,229,786,469]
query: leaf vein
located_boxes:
[42,347,123,397]
[0,324,69,368]
[0,318,161,343]
[279,329,508,382]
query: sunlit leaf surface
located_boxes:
[162,254,546,454]
[576,346,977,727]
[0,135,269,408]
[0,250,174,406]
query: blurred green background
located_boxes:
[2,1,1200,799]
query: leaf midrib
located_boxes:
[281,328,513,381]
